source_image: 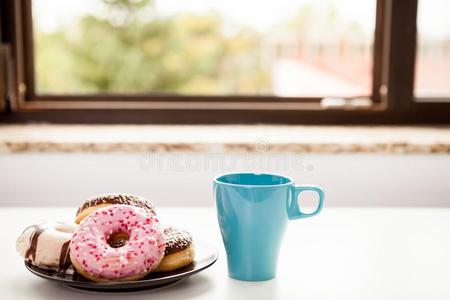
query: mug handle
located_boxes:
[288,185,324,220]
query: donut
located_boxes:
[16,221,78,273]
[70,204,165,282]
[75,194,156,224]
[154,226,195,272]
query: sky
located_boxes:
[33,0,449,39]
[34,0,375,32]
[417,0,450,39]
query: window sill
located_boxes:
[0,124,449,154]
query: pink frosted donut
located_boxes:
[69,204,165,282]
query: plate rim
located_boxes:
[25,240,218,287]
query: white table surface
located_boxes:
[1,207,450,300]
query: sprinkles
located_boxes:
[70,204,165,281]
[76,194,157,217]
[163,226,193,255]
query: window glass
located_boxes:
[33,0,376,97]
[415,0,450,101]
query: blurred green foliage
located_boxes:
[35,0,271,95]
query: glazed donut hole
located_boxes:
[107,231,130,248]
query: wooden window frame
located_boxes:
[0,0,449,124]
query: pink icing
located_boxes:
[70,204,165,280]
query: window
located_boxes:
[32,0,376,98]
[0,0,449,124]
[415,0,450,101]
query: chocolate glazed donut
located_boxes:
[153,227,195,272]
[75,194,156,224]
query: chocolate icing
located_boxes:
[25,224,51,261]
[58,241,71,271]
[76,194,156,216]
[163,227,193,255]
[24,223,73,272]
[107,232,129,248]
[109,239,128,248]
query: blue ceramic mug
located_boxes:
[213,173,324,281]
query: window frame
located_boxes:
[1,0,449,124]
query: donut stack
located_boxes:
[16,194,195,282]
